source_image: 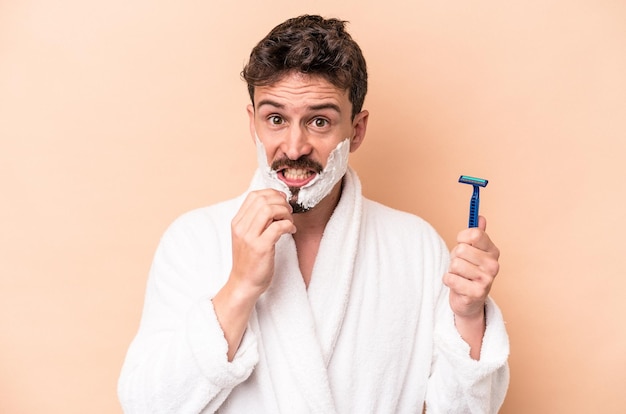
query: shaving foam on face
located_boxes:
[255,135,351,210]
[255,136,291,198]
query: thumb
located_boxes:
[478,215,487,231]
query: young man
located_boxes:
[119,15,509,413]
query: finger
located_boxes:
[260,219,297,245]
[236,189,290,219]
[478,215,487,231]
[443,272,486,299]
[233,190,292,235]
[444,269,494,305]
[452,242,495,266]
[448,254,483,282]
[451,244,500,280]
[457,215,489,244]
[456,227,497,254]
[236,204,294,241]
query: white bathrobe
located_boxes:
[118,168,509,413]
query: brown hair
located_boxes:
[241,15,368,119]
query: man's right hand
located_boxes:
[230,189,296,296]
[212,189,296,361]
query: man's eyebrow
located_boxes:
[257,99,284,109]
[308,103,341,113]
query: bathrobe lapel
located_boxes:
[257,235,336,413]
[307,168,362,365]
[252,168,362,414]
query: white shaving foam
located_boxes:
[255,135,350,210]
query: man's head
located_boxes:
[245,16,369,214]
[242,15,368,120]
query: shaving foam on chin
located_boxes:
[255,135,351,210]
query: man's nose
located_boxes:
[282,127,312,160]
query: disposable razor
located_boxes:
[458,175,488,228]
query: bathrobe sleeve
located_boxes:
[118,208,259,414]
[425,237,510,413]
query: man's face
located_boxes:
[248,72,368,211]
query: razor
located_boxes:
[458,175,488,228]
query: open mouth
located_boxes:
[277,168,317,187]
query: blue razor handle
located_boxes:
[458,175,488,228]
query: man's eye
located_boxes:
[312,118,329,128]
[269,115,283,125]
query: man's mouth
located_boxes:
[278,168,317,187]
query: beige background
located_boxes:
[1,0,625,412]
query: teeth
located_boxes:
[283,168,313,180]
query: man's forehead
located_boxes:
[254,72,349,106]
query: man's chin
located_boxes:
[288,187,311,214]
[290,201,311,214]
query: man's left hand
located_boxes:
[444,215,500,321]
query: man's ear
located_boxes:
[349,110,369,152]
[247,104,256,143]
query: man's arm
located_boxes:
[118,209,257,414]
[212,189,295,360]
[118,190,294,413]
[424,215,508,413]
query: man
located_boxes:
[118,15,509,413]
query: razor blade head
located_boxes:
[458,175,488,187]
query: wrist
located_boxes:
[454,304,486,325]
[453,305,486,360]
[212,279,262,361]
[221,277,264,309]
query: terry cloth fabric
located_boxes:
[118,167,510,414]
